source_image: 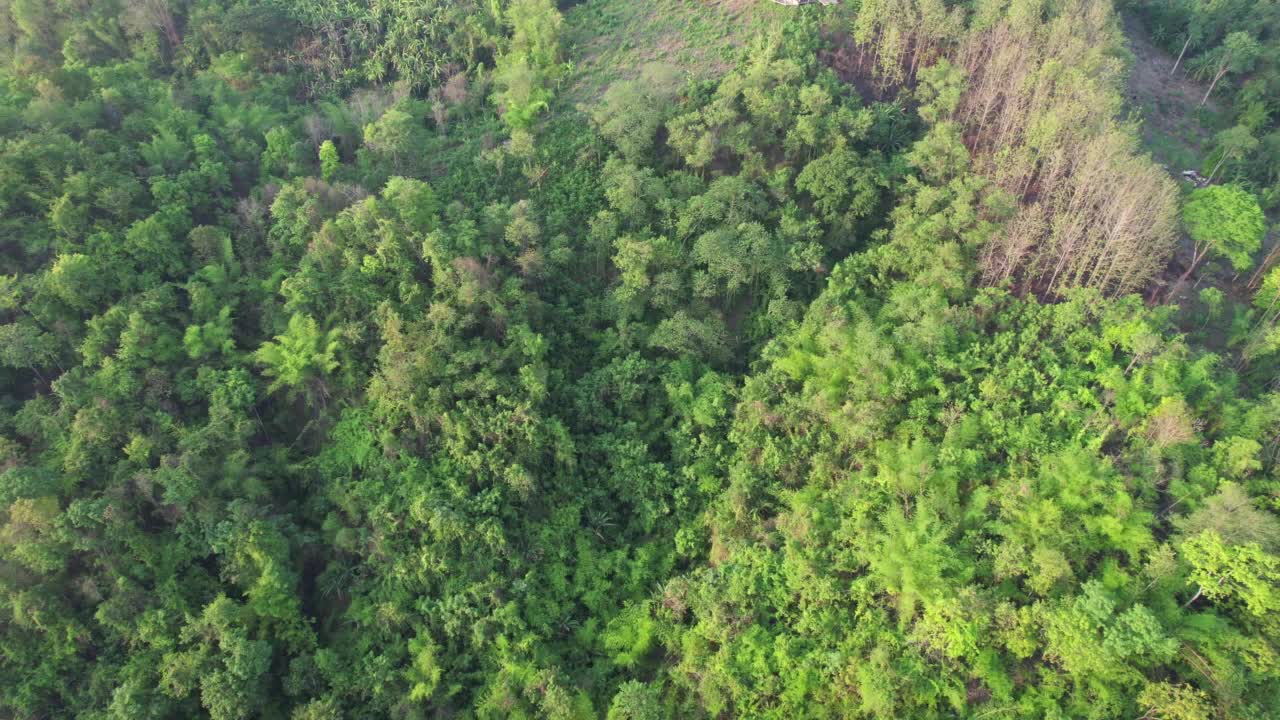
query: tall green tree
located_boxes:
[1178,184,1266,285]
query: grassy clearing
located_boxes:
[560,0,793,102]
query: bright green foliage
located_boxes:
[319,140,340,181]
[607,681,664,720]
[1246,265,1280,360]
[1182,530,1280,617]
[406,634,443,702]
[652,244,1279,716]
[869,506,960,626]
[1198,286,1225,324]
[262,126,303,179]
[253,314,341,397]
[362,108,422,173]
[1208,124,1259,180]
[915,58,966,124]
[492,0,562,131]
[592,64,681,161]
[493,53,553,130]
[1182,184,1266,272]
[184,306,236,359]
[1137,682,1215,720]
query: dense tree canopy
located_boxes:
[0,0,1277,719]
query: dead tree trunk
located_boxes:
[1207,149,1230,182]
[1171,35,1190,75]
[1201,64,1228,107]
[1169,244,1210,300]
[1248,239,1280,289]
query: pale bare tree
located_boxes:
[122,0,180,50]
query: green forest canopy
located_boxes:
[0,0,1279,719]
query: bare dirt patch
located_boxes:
[1122,13,1217,173]
[818,30,905,103]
